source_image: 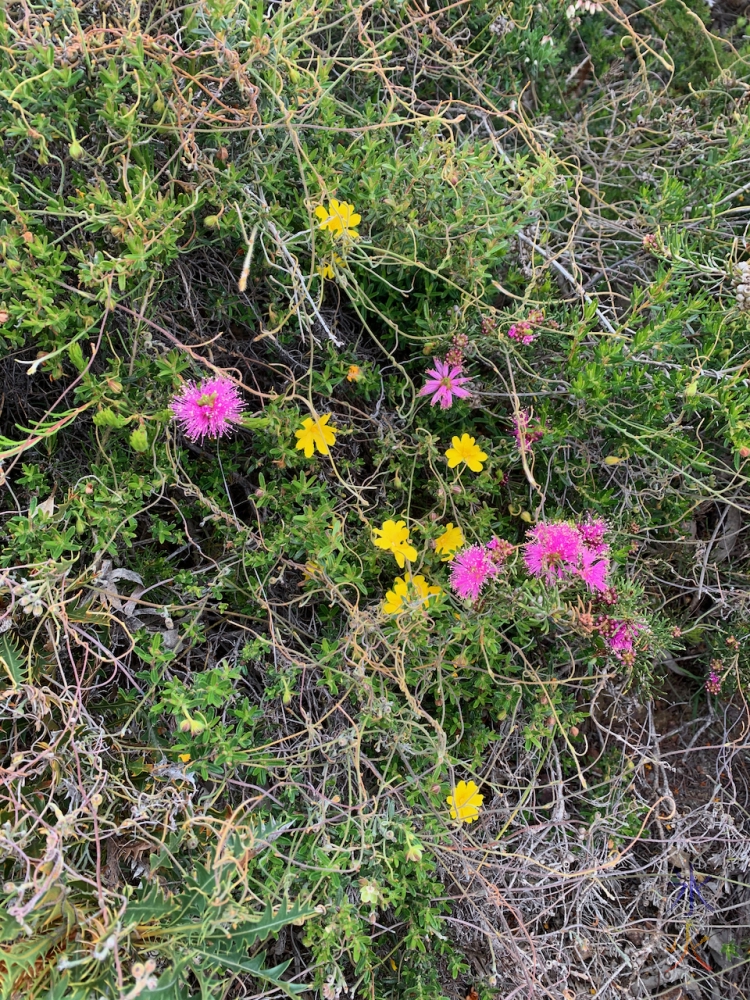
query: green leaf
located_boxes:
[0,633,24,688]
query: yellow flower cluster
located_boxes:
[372,519,417,568]
[382,574,441,615]
[372,519,450,614]
[315,200,360,240]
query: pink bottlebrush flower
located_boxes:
[579,547,610,592]
[525,519,611,592]
[171,376,245,441]
[576,517,609,555]
[507,320,535,345]
[512,410,544,451]
[486,536,515,566]
[597,617,643,659]
[419,358,473,410]
[523,522,582,584]
[450,545,497,601]
[705,671,721,695]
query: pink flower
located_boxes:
[576,517,609,555]
[512,410,543,451]
[597,617,644,660]
[524,522,582,584]
[419,359,472,410]
[524,519,611,592]
[450,545,497,601]
[705,671,721,695]
[507,320,535,345]
[171,376,245,441]
[579,547,609,592]
[487,536,515,566]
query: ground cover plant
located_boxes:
[1,0,750,997]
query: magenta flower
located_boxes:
[705,671,721,695]
[419,358,472,410]
[524,519,611,592]
[598,617,644,660]
[579,547,610,592]
[512,410,543,451]
[507,320,535,345]
[450,545,497,601]
[524,522,582,584]
[171,376,245,441]
[576,517,609,555]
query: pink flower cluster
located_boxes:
[523,518,610,593]
[597,616,643,663]
[507,320,535,345]
[512,410,543,451]
[450,536,514,601]
[171,375,245,441]
[705,671,721,696]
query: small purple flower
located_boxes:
[669,865,714,914]
[450,545,497,601]
[171,376,245,441]
[419,358,472,410]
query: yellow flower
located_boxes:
[434,522,464,561]
[315,199,361,239]
[447,779,484,824]
[177,753,191,763]
[346,364,362,382]
[372,519,418,568]
[318,252,345,279]
[295,413,337,458]
[383,574,441,615]
[445,433,487,473]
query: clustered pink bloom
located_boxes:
[512,410,544,451]
[705,671,721,696]
[507,320,535,345]
[450,545,498,601]
[445,332,469,368]
[577,517,608,554]
[171,375,245,441]
[419,358,473,410]
[449,536,516,601]
[597,616,643,662]
[487,536,515,566]
[524,519,610,593]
